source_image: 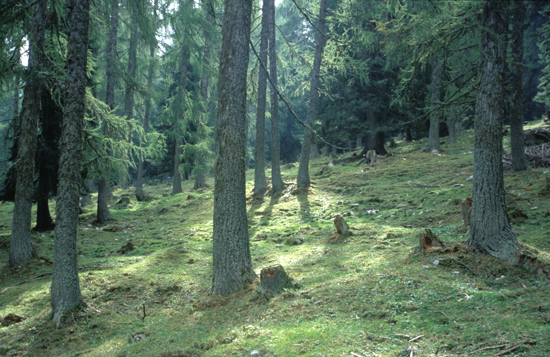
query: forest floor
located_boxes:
[1,124,550,357]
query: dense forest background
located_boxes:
[2,0,549,198]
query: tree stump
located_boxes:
[414,229,444,254]
[260,265,291,298]
[461,198,472,227]
[328,215,350,243]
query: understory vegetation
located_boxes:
[1,124,550,357]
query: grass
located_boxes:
[1,123,550,356]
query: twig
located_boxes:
[409,335,424,342]
[451,258,478,276]
[74,349,94,356]
[395,333,410,338]
[466,344,510,355]
[493,345,521,356]
[141,303,146,320]
[350,353,365,357]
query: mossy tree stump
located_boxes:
[414,229,444,254]
[260,265,290,298]
[328,215,350,243]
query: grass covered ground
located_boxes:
[1,124,550,356]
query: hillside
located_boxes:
[1,125,550,357]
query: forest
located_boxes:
[1,0,550,355]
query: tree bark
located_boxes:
[448,106,456,144]
[297,0,328,188]
[361,108,387,156]
[51,0,88,325]
[97,0,118,223]
[173,136,183,194]
[467,0,521,265]
[510,0,528,172]
[211,0,255,296]
[268,0,283,193]
[8,0,47,267]
[253,0,269,195]
[428,58,443,151]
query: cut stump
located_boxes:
[328,215,350,243]
[414,229,444,254]
[260,265,291,298]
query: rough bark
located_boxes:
[297,0,328,188]
[8,0,47,267]
[510,0,528,172]
[428,58,443,152]
[467,0,521,265]
[97,0,118,224]
[211,0,255,296]
[51,0,88,325]
[268,0,283,193]
[253,0,269,195]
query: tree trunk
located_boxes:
[361,108,387,156]
[428,58,442,151]
[8,0,47,267]
[97,0,118,223]
[173,136,183,194]
[194,1,213,190]
[448,106,457,144]
[120,14,138,189]
[96,178,111,223]
[467,0,521,265]
[268,0,283,193]
[253,0,269,195]
[35,197,55,232]
[136,0,158,199]
[510,0,528,172]
[297,0,328,188]
[51,0,88,325]
[173,45,189,195]
[211,0,255,296]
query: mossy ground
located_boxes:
[1,124,550,356]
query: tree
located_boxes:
[268,0,283,193]
[427,58,443,152]
[97,0,119,224]
[211,0,255,295]
[253,0,269,195]
[297,0,328,188]
[467,0,521,265]
[136,0,159,200]
[509,0,528,172]
[172,45,190,195]
[8,0,47,267]
[51,0,89,325]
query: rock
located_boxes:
[260,265,291,298]
[251,350,261,357]
[1,313,25,327]
[285,237,303,246]
[116,195,131,206]
[129,333,146,343]
[118,241,134,254]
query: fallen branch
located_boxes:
[409,335,424,342]
[141,303,146,320]
[350,353,365,357]
[74,349,94,356]
[493,345,521,356]
[466,343,509,355]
